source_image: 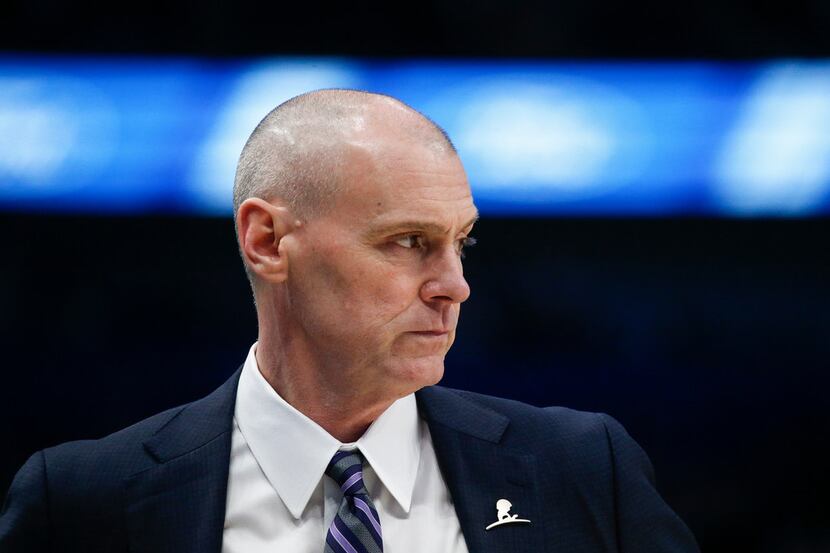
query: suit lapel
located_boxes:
[124,369,241,553]
[417,387,546,553]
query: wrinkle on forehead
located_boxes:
[364,211,480,240]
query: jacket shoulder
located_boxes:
[444,386,611,442]
[33,402,188,507]
[41,367,242,482]
[420,385,622,476]
[1,403,191,551]
[424,387,700,551]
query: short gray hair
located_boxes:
[233,89,455,221]
[232,89,456,287]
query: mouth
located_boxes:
[410,329,450,336]
[399,329,454,354]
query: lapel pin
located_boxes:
[485,498,531,531]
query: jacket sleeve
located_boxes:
[0,451,51,552]
[599,414,700,553]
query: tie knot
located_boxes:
[326,450,368,496]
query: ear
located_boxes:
[236,198,298,284]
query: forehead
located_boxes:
[334,137,478,232]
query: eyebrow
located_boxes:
[368,213,479,238]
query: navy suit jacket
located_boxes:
[0,369,699,552]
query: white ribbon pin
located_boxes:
[485,498,531,530]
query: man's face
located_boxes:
[283,135,478,398]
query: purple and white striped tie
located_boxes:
[324,451,383,553]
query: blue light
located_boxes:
[712,62,830,215]
[0,56,828,216]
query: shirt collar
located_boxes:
[234,343,421,519]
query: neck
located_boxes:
[255,333,397,443]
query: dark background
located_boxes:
[3,2,830,552]
[7,0,830,58]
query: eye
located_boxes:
[457,236,477,258]
[394,234,426,249]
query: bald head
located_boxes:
[233,89,456,221]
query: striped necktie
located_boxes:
[324,450,383,553]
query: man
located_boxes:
[0,90,699,552]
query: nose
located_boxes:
[419,247,471,305]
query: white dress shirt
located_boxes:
[222,344,470,553]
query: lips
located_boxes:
[411,330,449,336]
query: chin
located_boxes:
[392,355,446,393]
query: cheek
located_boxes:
[376,265,423,311]
[346,269,419,330]
[311,255,416,325]
[291,248,358,322]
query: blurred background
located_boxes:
[2,1,829,551]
